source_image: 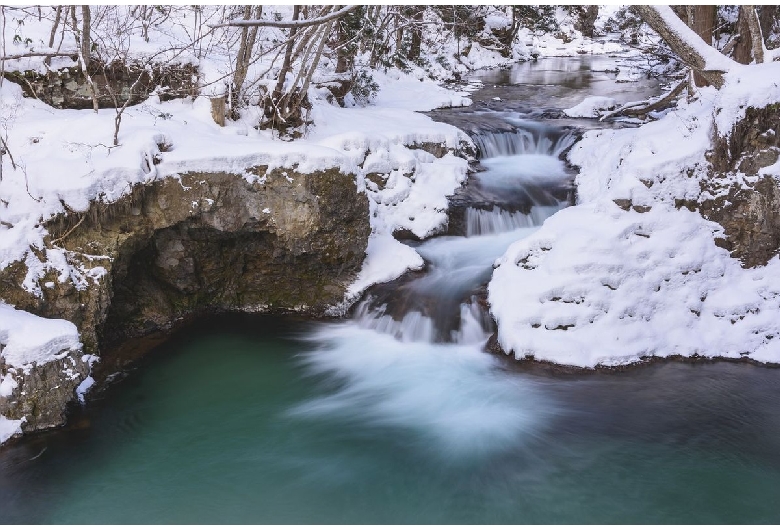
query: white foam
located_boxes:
[290,324,555,457]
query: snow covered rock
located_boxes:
[563,96,617,118]
[698,104,780,268]
[0,303,88,439]
[5,62,198,110]
[0,165,370,444]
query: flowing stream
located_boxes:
[2,55,780,524]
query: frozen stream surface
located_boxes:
[2,55,779,524]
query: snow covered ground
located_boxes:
[489,62,780,368]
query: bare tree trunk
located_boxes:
[295,20,333,109]
[80,5,91,70]
[69,6,99,112]
[691,6,715,45]
[671,6,689,25]
[1,5,6,86]
[744,6,765,64]
[733,7,753,64]
[335,10,350,74]
[45,5,63,66]
[210,96,226,127]
[394,8,403,59]
[758,6,778,46]
[232,5,262,114]
[690,6,716,86]
[407,7,423,62]
[273,5,300,98]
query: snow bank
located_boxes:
[489,61,780,368]
[563,96,617,118]
[308,90,471,302]
[0,303,82,368]
[490,202,780,367]
[0,415,23,445]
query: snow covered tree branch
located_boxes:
[213,5,358,29]
[0,51,72,61]
[636,5,739,89]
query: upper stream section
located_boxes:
[358,53,664,345]
[428,54,664,133]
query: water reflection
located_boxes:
[479,56,595,88]
[460,55,663,114]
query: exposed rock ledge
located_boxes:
[699,104,780,268]
[0,166,369,438]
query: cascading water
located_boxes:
[351,121,575,344]
[465,205,560,236]
[470,123,576,159]
[292,121,576,455]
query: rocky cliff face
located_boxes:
[0,166,369,434]
[699,104,780,268]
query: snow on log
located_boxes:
[636,5,739,88]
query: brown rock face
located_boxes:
[3,61,197,110]
[98,169,369,355]
[700,105,780,268]
[0,351,90,433]
[0,166,369,433]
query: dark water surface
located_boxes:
[2,315,780,524]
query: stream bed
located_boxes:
[2,55,780,524]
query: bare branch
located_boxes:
[0,135,17,171]
[44,5,63,66]
[213,5,358,29]
[51,213,86,246]
[1,51,73,61]
[721,33,740,58]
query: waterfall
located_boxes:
[453,297,495,344]
[465,205,561,236]
[471,127,575,158]
[288,107,576,461]
[352,121,574,346]
[353,300,436,343]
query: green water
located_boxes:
[2,315,780,524]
